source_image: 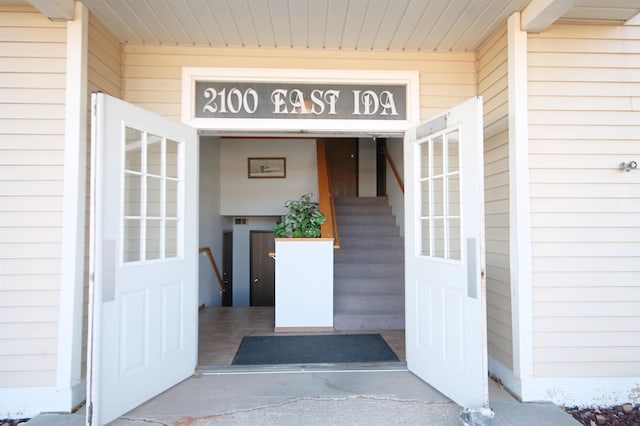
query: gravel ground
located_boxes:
[565,404,640,426]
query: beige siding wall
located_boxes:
[121,45,477,122]
[529,23,640,377]
[88,15,122,98]
[0,6,66,387]
[477,25,513,371]
[84,13,123,376]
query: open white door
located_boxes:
[404,97,488,409]
[87,93,198,425]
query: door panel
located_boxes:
[88,93,198,425]
[404,97,488,409]
[250,231,275,306]
[325,138,358,197]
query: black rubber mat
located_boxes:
[231,334,399,365]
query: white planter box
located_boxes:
[274,238,334,331]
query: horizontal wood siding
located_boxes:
[0,6,66,387]
[477,25,512,371]
[84,12,123,377]
[529,23,640,377]
[121,45,477,122]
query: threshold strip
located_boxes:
[196,362,407,376]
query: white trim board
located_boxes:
[57,1,88,390]
[489,355,523,401]
[0,380,86,418]
[522,377,640,407]
[181,68,420,135]
[507,11,534,388]
[490,356,640,407]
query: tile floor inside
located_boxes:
[198,306,406,366]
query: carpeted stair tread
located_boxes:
[333,313,405,331]
[333,196,404,331]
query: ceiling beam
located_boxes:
[521,0,577,33]
[27,0,75,21]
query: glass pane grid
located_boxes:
[417,126,463,262]
[122,126,182,264]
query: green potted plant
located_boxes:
[273,193,326,238]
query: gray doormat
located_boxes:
[231,334,399,365]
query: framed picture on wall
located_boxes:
[248,157,286,178]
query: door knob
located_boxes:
[253,278,259,283]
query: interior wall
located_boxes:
[220,138,318,216]
[358,138,376,196]
[385,137,405,236]
[199,137,229,307]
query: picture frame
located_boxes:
[248,157,286,178]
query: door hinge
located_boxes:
[87,402,93,425]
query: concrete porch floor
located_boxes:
[26,307,580,425]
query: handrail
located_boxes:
[199,246,225,294]
[316,140,340,249]
[383,143,404,194]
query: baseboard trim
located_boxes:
[0,379,86,419]
[488,355,522,401]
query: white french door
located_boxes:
[87,93,198,425]
[404,97,489,408]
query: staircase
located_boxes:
[333,196,405,331]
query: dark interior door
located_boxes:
[222,231,233,306]
[250,231,275,306]
[325,138,358,197]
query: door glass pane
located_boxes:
[433,177,444,217]
[166,179,178,217]
[420,179,430,214]
[420,219,430,256]
[433,218,445,258]
[166,219,178,258]
[166,140,179,179]
[124,219,141,262]
[125,128,142,172]
[147,134,162,176]
[432,136,444,177]
[420,141,430,179]
[124,173,142,216]
[146,219,162,260]
[447,130,460,174]
[147,176,162,217]
[449,174,460,216]
[449,218,461,260]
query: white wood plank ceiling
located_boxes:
[10,0,640,51]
